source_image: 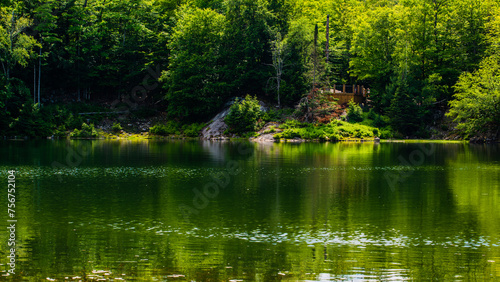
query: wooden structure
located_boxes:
[325,84,368,105]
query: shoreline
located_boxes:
[2,135,491,144]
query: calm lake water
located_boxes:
[0,140,499,281]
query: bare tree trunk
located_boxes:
[277,76,280,108]
[271,31,285,108]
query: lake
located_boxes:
[0,140,499,280]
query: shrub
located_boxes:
[149,124,170,136]
[278,119,307,129]
[347,100,363,122]
[379,126,394,139]
[225,95,264,134]
[367,109,389,128]
[182,123,205,137]
[273,119,379,141]
[263,108,295,122]
[149,121,181,136]
[67,113,84,130]
[274,128,301,139]
[9,103,53,137]
[112,122,123,133]
[150,121,205,137]
[262,126,276,134]
[70,123,98,138]
[54,125,68,137]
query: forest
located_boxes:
[1,0,499,140]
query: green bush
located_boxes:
[263,107,295,122]
[366,109,389,128]
[274,128,301,139]
[149,121,181,136]
[379,126,394,139]
[70,123,98,138]
[347,100,363,122]
[278,119,307,129]
[182,123,205,137]
[150,121,205,137]
[327,132,341,141]
[262,126,276,134]
[54,125,68,137]
[274,119,378,141]
[112,122,123,133]
[149,124,170,136]
[225,95,264,134]
[67,113,84,130]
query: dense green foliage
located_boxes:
[273,119,377,141]
[447,14,500,139]
[70,123,98,138]
[111,122,123,133]
[347,100,363,123]
[447,56,500,138]
[1,0,499,138]
[225,95,264,134]
[162,6,228,119]
[149,121,205,137]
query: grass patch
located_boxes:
[273,120,379,142]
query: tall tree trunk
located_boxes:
[312,24,318,93]
[7,9,14,80]
[34,65,36,104]
[77,41,80,101]
[77,0,87,101]
[38,47,41,107]
[326,15,329,63]
[1,61,6,79]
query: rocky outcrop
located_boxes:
[200,98,269,140]
[250,122,281,143]
[200,107,232,140]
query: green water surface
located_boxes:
[0,140,499,281]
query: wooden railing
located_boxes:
[322,84,368,105]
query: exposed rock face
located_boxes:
[200,98,270,140]
[250,122,281,143]
[200,105,232,140]
[251,133,275,142]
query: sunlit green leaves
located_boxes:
[448,55,500,137]
[164,5,227,119]
[0,6,39,77]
